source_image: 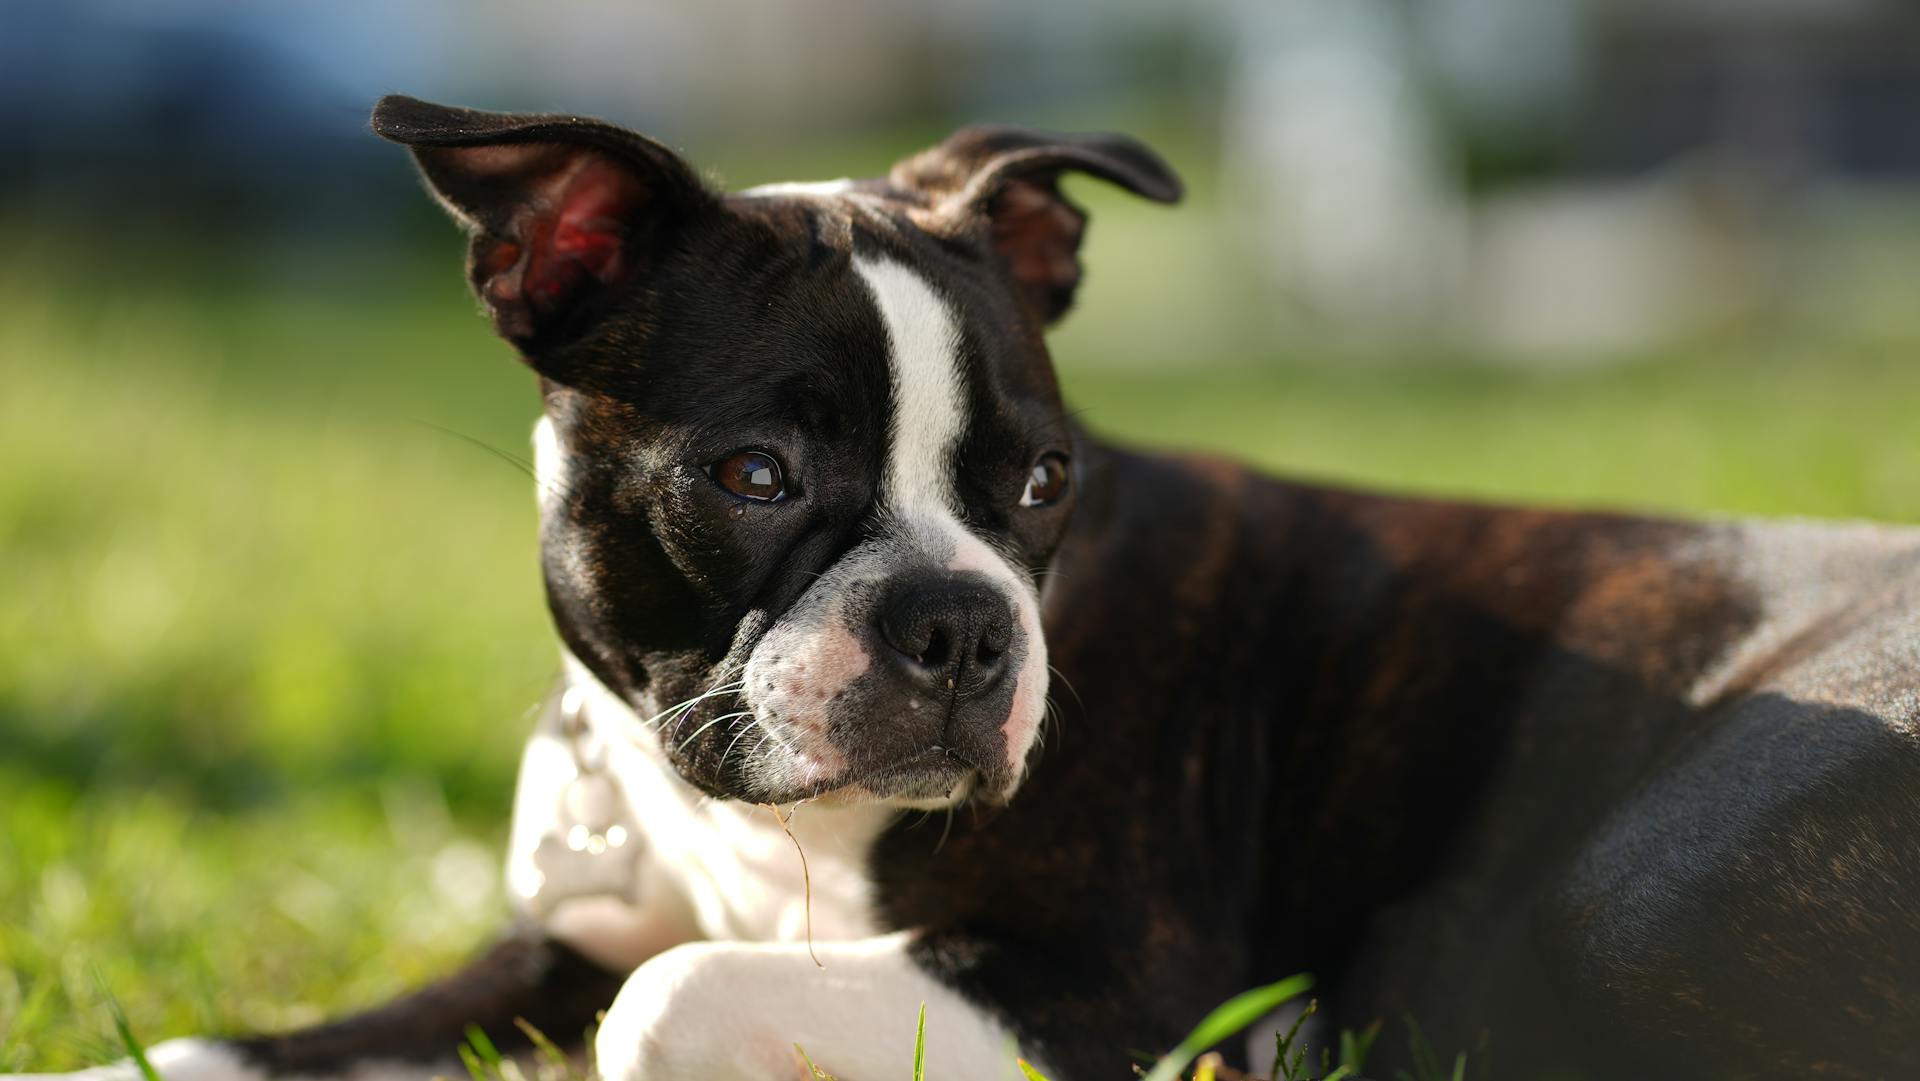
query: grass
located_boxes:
[6,213,1920,1074]
[1140,975,1315,1081]
[98,976,1452,1081]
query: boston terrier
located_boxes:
[15,95,1920,1081]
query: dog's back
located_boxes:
[967,441,1920,1076]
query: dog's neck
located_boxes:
[522,652,899,960]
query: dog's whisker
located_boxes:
[1045,664,1085,712]
[414,419,559,497]
[719,711,772,767]
[675,679,748,715]
[664,698,744,748]
[650,677,748,735]
[934,802,958,854]
[735,730,780,787]
[747,730,774,757]
[674,710,754,754]
[640,680,743,727]
[751,719,806,767]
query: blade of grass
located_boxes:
[794,1044,834,1080]
[103,991,163,1081]
[457,1043,490,1081]
[511,1018,571,1073]
[2,977,63,1068]
[1015,1060,1052,1081]
[1140,973,1313,1081]
[1404,1014,1442,1081]
[464,1025,504,1069]
[1272,997,1317,1081]
[1340,1019,1383,1072]
[911,1002,927,1081]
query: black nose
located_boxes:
[876,573,1016,700]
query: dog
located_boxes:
[16,94,1920,1081]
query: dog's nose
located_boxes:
[876,573,1015,700]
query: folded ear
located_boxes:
[891,126,1182,324]
[371,95,715,356]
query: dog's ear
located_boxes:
[892,126,1182,324]
[372,95,715,357]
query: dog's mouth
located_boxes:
[723,706,991,807]
[806,743,982,806]
[638,679,989,807]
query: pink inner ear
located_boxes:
[473,153,650,342]
[988,179,1085,320]
[541,158,640,288]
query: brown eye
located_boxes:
[1019,453,1070,507]
[709,450,786,502]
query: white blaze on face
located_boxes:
[737,177,857,198]
[853,255,969,519]
[852,254,1051,793]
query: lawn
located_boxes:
[6,215,1920,1071]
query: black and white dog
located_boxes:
[19,96,1920,1080]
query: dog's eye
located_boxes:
[708,450,787,502]
[1020,453,1070,508]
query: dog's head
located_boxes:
[374,96,1180,808]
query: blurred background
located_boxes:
[7,0,1920,1067]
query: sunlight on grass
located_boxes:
[1062,347,1920,525]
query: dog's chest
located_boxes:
[611,734,895,943]
[510,671,896,955]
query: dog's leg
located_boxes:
[232,923,629,1077]
[592,932,1031,1081]
[10,696,699,1081]
[5,925,626,1081]
[1536,698,1920,1078]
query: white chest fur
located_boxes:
[506,657,897,970]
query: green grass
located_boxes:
[1141,975,1315,1081]
[5,221,1920,1073]
[1,256,550,1068]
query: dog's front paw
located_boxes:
[594,943,812,1081]
[592,933,1027,1081]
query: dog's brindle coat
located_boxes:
[25,97,1920,1080]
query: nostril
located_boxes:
[975,637,1005,667]
[880,612,931,661]
[919,628,951,670]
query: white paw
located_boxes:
[592,935,1033,1081]
[594,943,811,1081]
